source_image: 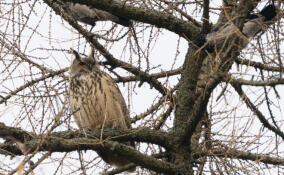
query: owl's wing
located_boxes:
[103,73,135,149]
[116,89,132,129]
[102,72,132,129]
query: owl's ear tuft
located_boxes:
[70,48,82,62]
[88,47,95,60]
[87,47,99,66]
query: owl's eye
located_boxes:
[79,62,86,66]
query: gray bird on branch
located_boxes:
[68,48,135,171]
[62,1,131,27]
[194,4,277,53]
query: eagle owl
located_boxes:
[68,49,134,170]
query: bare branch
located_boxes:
[231,83,284,139]
[0,68,68,105]
[195,147,284,166]
[230,77,284,86]
[114,67,182,83]
[235,57,284,73]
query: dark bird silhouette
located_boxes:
[194,4,277,52]
[62,2,131,27]
[68,49,135,171]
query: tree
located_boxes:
[0,0,283,174]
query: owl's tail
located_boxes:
[96,141,136,172]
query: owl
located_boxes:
[68,49,135,170]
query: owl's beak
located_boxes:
[87,65,93,71]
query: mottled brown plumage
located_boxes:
[68,49,134,170]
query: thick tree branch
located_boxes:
[0,123,35,142]
[104,150,185,175]
[0,123,177,174]
[0,138,177,174]
[60,0,200,40]
[101,141,178,174]
[0,123,171,149]
[173,47,208,144]
[55,128,172,149]
[201,0,210,34]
